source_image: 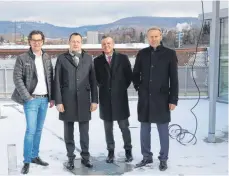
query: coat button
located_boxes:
[151,65,154,68]
[150,80,152,82]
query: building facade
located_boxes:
[87,31,99,44]
[199,8,228,102]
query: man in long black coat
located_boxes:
[133,27,179,171]
[54,33,98,169]
[94,36,133,163]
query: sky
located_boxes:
[0,0,228,27]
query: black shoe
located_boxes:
[106,150,114,163]
[81,159,93,168]
[159,160,168,171]
[135,159,153,168]
[125,149,133,162]
[66,157,75,170]
[21,163,30,174]
[31,157,49,166]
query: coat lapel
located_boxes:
[77,53,84,71]
[65,50,86,69]
[149,45,165,67]
[42,53,49,77]
[101,55,111,79]
[64,52,78,68]
[110,52,120,77]
[31,60,38,78]
[101,51,120,79]
[27,49,38,78]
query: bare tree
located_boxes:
[140,32,145,43]
[163,30,176,48]
[0,36,4,43]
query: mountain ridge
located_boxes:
[0,16,200,38]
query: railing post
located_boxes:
[208,1,220,143]
[4,68,7,98]
[7,144,17,175]
[184,65,188,96]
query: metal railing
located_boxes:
[0,48,209,99]
[0,66,209,99]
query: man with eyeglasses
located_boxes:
[54,32,98,170]
[12,30,55,174]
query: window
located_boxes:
[219,17,228,101]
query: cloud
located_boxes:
[0,0,228,27]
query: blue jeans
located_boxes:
[23,97,48,163]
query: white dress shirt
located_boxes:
[105,53,113,64]
[32,53,48,95]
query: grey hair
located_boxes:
[147,26,162,34]
[101,35,113,40]
[101,35,114,43]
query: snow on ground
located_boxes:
[0,99,228,175]
[0,101,68,175]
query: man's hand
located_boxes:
[57,104,65,113]
[90,103,97,112]
[169,104,176,111]
[49,100,55,108]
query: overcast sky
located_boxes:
[0,0,228,27]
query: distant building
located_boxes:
[87,31,99,44]
[98,32,105,43]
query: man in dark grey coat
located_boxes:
[11,30,55,174]
[133,27,179,171]
[94,36,133,163]
[54,33,98,170]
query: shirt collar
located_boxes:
[69,49,82,55]
[33,50,42,57]
[105,53,113,58]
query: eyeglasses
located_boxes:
[70,40,81,44]
[30,39,43,43]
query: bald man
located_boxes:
[94,36,133,163]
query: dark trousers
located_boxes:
[104,119,132,151]
[64,121,90,160]
[140,122,169,161]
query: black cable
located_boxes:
[168,0,205,145]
